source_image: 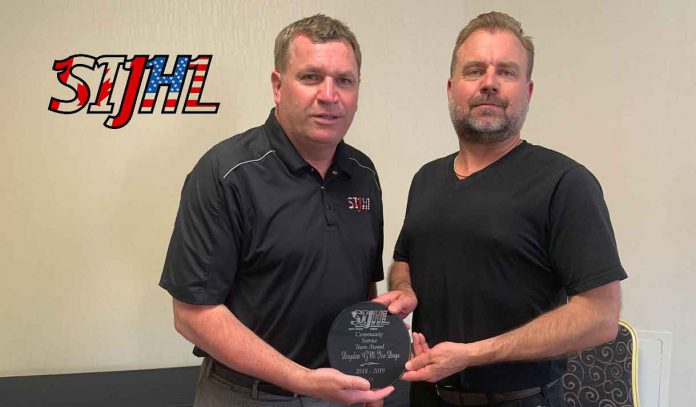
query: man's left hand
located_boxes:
[401,332,468,383]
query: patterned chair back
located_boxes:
[562,320,640,407]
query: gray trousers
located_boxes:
[193,358,344,407]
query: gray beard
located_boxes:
[449,99,528,144]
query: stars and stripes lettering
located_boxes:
[140,55,191,113]
[183,55,219,113]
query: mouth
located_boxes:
[314,113,341,119]
[469,95,507,110]
[313,113,342,124]
[472,102,503,109]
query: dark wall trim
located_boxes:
[0,366,199,407]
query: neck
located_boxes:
[454,136,522,178]
[303,152,334,179]
[288,136,337,179]
[276,110,337,179]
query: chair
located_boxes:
[562,319,640,407]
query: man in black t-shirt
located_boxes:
[374,11,627,406]
[160,15,392,407]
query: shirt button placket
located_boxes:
[320,185,335,226]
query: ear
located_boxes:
[526,80,534,102]
[271,70,282,105]
[446,78,453,101]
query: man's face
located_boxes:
[272,35,359,150]
[448,29,533,144]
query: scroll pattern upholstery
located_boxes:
[562,321,638,407]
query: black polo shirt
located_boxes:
[160,109,384,369]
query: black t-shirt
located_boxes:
[160,110,384,369]
[394,141,627,392]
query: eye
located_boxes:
[301,73,321,82]
[499,69,517,78]
[464,69,484,79]
[336,77,354,87]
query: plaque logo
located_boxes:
[350,309,390,329]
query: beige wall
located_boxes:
[1,0,694,404]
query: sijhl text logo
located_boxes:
[347,196,371,212]
[350,310,389,329]
[48,54,220,129]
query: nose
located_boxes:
[317,78,339,104]
[480,67,500,95]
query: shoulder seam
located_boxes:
[222,150,276,179]
[348,156,381,192]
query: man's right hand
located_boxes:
[374,261,418,320]
[297,368,394,405]
[372,289,417,319]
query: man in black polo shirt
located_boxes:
[160,15,392,406]
[375,11,627,406]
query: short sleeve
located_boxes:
[548,166,627,295]
[393,228,409,263]
[159,152,243,305]
[393,172,419,264]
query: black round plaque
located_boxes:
[327,301,410,389]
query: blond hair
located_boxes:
[451,11,534,79]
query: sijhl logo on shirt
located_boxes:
[347,196,370,212]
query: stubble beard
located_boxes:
[449,96,529,145]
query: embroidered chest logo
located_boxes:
[347,196,371,212]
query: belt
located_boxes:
[211,361,298,397]
[436,379,559,406]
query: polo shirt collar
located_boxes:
[332,140,353,176]
[264,108,353,176]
